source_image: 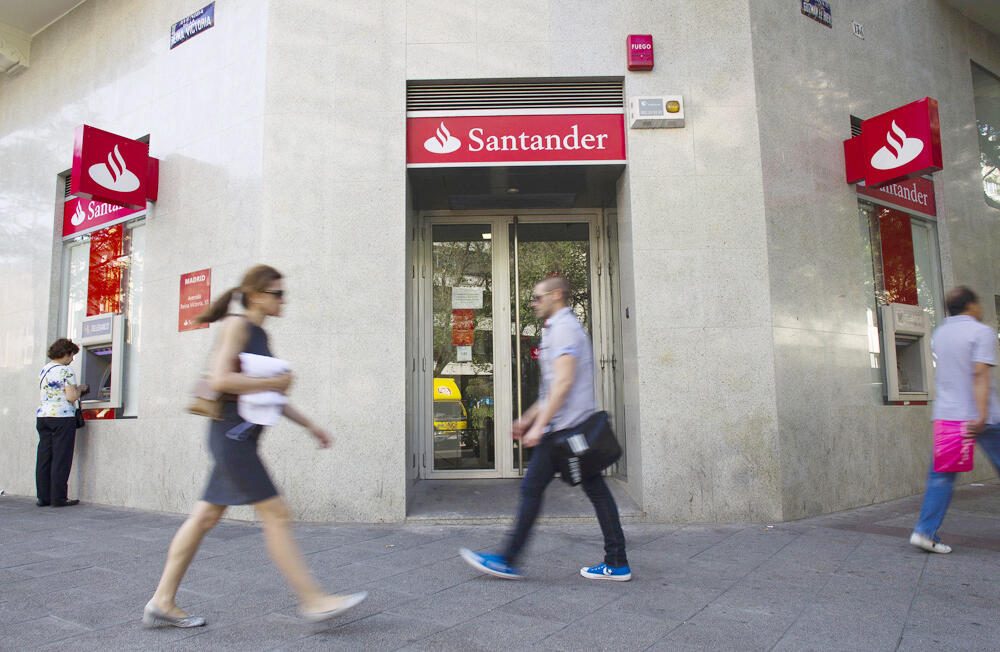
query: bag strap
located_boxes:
[205,314,252,374]
[39,364,57,389]
[40,364,74,390]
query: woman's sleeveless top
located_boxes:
[242,320,272,359]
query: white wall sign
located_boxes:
[456,346,472,362]
[452,286,484,309]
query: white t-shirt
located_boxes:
[37,362,77,418]
[931,315,1000,423]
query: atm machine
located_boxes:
[79,313,125,410]
[880,302,934,402]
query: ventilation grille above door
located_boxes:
[407,79,624,111]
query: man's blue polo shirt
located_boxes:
[538,306,595,431]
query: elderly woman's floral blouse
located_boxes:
[37,363,76,418]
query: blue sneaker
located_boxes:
[580,562,631,581]
[459,548,522,580]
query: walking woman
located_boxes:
[143,265,366,628]
[36,338,88,507]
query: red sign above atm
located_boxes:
[843,97,942,187]
[856,176,936,216]
[406,113,626,167]
[70,125,159,209]
[62,197,144,239]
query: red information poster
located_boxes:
[179,269,211,331]
[452,309,474,346]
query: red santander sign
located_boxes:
[62,197,143,239]
[71,125,158,209]
[856,176,936,216]
[407,113,626,167]
[844,97,942,187]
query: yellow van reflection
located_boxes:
[433,377,468,432]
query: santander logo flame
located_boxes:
[424,122,461,154]
[70,202,86,226]
[88,144,141,192]
[870,121,924,171]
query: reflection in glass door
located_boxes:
[417,212,622,479]
[509,221,593,474]
[431,224,496,470]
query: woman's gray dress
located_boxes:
[202,321,279,505]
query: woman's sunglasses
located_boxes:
[261,290,284,299]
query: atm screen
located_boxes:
[91,346,113,356]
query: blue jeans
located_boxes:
[502,431,628,567]
[913,423,1000,539]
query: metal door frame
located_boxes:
[414,209,619,479]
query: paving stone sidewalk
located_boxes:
[1,481,999,651]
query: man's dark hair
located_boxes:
[945,286,978,316]
[47,338,79,360]
[541,274,570,303]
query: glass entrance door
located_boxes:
[509,220,593,474]
[418,212,619,479]
[430,223,497,471]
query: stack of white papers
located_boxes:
[237,352,290,426]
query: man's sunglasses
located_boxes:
[529,290,555,303]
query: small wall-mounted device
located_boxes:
[79,313,125,410]
[626,34,654,71]
[628,96,684,129]
[880,303,933,402]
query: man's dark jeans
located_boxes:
[502,430,628,567]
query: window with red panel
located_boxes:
[877,207,919,307]
[81,223,134,420]
[87,224,125,317]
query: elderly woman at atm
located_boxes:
[142,264,366,629]
[35,338,88,508]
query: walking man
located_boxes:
[460,275,630,580]
[910,286,1000,553]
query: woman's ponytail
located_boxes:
[195,265,282,324]
[196,287,239,324]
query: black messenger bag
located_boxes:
[552,411,622,486]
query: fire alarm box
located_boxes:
[629,96,684,129]
[626,34,654,70]
[880,303,933,402]
[79,313,125,410]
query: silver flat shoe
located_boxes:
[142,599,206,628]
[298,591,368,623]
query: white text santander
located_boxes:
[467,125,609,153]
